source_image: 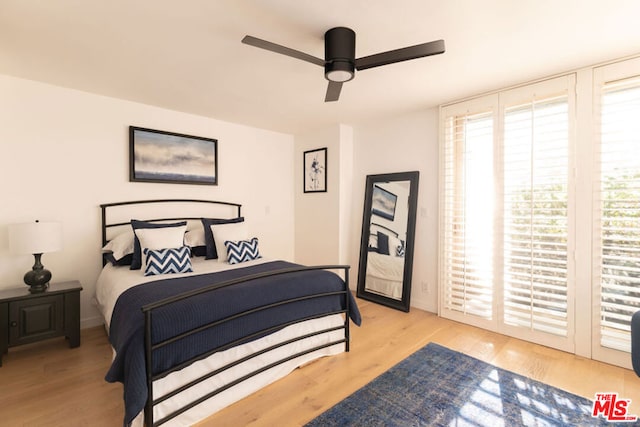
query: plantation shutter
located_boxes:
[440,77,575,351]
[440,99,496,326]
[501,93,571,338]
[440,57,640,367]
[594,68,640,353]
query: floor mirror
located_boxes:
[356,171,419,312]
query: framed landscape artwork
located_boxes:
[303,147,327,193]
[129,126,218,185]
[372,184,397,221]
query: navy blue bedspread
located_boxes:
[105,261,361,426]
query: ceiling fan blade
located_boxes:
[242,35,325,67]
[325,81,343,102]
[355,39,445,71]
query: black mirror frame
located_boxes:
[356,171,420,312]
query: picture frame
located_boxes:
[371,184,397,221]
[303,147,327,193]
[129,126,218,185]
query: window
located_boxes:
[441,57,640,368]
[440,76,576,352]
[441,104,495,324]
[593,60,640,357]
[502,95,571,337]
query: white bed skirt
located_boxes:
[131,314,345,427]
[365,275,402,299]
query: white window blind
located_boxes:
[502,95,570,337]
[440,76,574,350]
[441,106,495,322]
[595,75,640,352]
[440,57,640,367]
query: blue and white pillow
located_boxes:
[131,220,187,270]
[143,246,193,276]
[224,237,261,264]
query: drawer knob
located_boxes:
[10,321,17,327]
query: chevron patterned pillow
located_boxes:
[224,237,261,264]
[143,246,193,276]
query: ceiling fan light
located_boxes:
[327,69,353,83]
[325,60,354,82]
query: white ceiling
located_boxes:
[1,0,639,134]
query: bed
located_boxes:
[364,222,405,299]
[365,252,405,299]
[95,199,361,427]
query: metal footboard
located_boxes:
[141,265,351,427]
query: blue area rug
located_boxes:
[306,342,621,426]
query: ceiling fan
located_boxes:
[242,27,445,102]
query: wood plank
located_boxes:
[0,299,639,426]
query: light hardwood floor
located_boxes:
[1,298,640,426]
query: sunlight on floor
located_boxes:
[452,369,594,427]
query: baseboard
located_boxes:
[81,315,104,329]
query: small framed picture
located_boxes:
[372,185,398,221]
[304,147,327,193]
[130,126,218,185]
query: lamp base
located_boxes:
[24,253,51,293]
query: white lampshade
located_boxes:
[9,221,63,255]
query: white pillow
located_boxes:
[388,235,404,257]
[211,222,249,262]
[184,228,205,247]
[102,230,135,261]
[368,233,378,250]
[135,225,187,268]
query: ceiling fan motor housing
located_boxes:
[324,27,356,82]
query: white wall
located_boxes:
[0,73,438,326]
[294,124,354,266]
[351,109,439,312]
[0,74,295,328]
[337,124,354,265]
[292,113,438,312]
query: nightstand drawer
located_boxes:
[9,294,64,346]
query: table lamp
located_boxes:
[9,220,62,293]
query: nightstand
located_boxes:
[0,280,82,366]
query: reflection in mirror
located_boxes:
[357,171,419,312]
[367,182,409,300]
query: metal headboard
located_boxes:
[100,198,242,248]
[370,222,400,238]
